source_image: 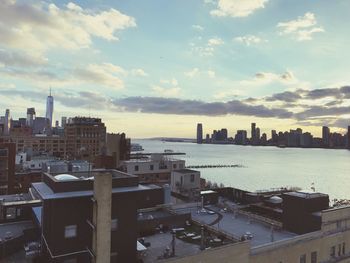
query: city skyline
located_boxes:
[1,0,350,137]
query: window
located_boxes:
[190,174,195,183]
[331,246,336,257]
[342,242,346,255]
[64,225,77,239]
[311,251,317,263]
[150,165,154,171]
[338,244,342,256]
[111,219,118,231]
[337,220,342,229]
[0,149,8,157]
[300,254,306,263]
[173,164,177,169]
[134,165,139,171]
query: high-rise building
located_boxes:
[347,126,350,149]
[256,127,261,142]
[26,107,36,127]
[4,109,11,135]
[251,123,256,140]
[196,123,203,144]
[61,117,67,128]
[46,89,54,129]
[322,126,330,148]
[235,130,247,145]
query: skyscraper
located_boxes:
[4,109,10,135]
[251,123,256,140]
[46,89,54,129]
[26,107,36,127]
[196,123,203,144]
[322,126,330,148]
[61,116,67,128]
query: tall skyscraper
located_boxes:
[322,126,330,147]
[4,109,10,135]
[46,89,54,129]
[196,123,203,144]
[251,123,256,140]
[26,107,36,127]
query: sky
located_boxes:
[0,0,350,138]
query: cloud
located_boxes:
[0,1,136,54]
[184,68,200,78]
[151,86,181,98]
[131,68,148,77]
[234,35,266,46]
[184,68,215,78]
[191,37,224,56]
[0,49,47,67]
[210,0,269,17]
[73,63,125,90]
[265,91,303,103]
[113,96,293,118]
[151,78,181,97]
[192,25,204,31]
[277,12,324,41]
[208,37,224,46]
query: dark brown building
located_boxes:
[65,117,106,160]
[31,170,164,263]
[0,141,16,194]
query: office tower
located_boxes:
[221,128,228,141]
[197,123,203,144]
[322,126,330,147]
[271,130,277,143]
[205,134,210,143]
[46,89,54,129]
[235,130,247,145]
[4,109,10,135]
[251,123,256,140]
[26,107,36,127]
[256,127,261,142]
[61,117,67,128]
[55,120,59,128]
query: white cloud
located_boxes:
[0,1,136,54]
[208,37,224,46]
[234,35,266,46]
[210,0,269,17]
[184,68,216,78]
[73,63,125,90]
[131,68,148,77]
[184,68,200,78]
[152,78,181,97]
[192,25,204,31]
[207,70,216,78]
[277,12,324,41]
[151,86,181,97]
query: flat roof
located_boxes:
[32,182,161,200]
[283,191,328,199]
[173,204,297,247]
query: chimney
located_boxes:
[92,172,112,263]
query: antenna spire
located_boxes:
[49,87,52,96]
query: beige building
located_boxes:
[165,205,350,263]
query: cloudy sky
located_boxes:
[0,0,350,138]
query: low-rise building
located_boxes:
[121,154,185,184]
[171,169,201,198]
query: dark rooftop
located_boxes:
[283,191,329,199]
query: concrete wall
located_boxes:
[166,242,250,263]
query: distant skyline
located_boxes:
[1,0,350,138]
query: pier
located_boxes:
[186,164,244,169]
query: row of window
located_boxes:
[64,219,118,239]
[296,242,346,263]
[134,163,184,172]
